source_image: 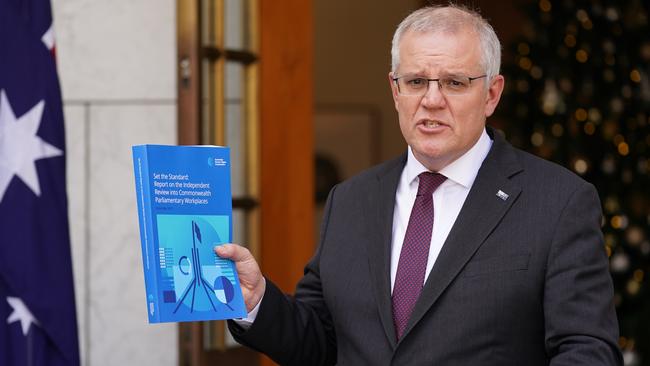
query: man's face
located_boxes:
[389,29,504,171]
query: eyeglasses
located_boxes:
[392,74,487,96]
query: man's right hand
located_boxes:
[215,243,266,313]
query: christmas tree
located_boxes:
[499,0,650,364]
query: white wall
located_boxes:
[52,0,178,364]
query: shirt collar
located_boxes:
[405,128,493,189]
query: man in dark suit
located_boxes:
[216,5,622,365]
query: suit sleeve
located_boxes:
[227,186,338,366]
[544,182,623,365]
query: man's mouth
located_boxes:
[419,120,446,129]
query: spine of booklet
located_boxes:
[132,146,160,323]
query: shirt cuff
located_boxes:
[232,280,265,329]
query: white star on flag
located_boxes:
[41,24,55,51]
[0,89,63,203]
[6,296,40,336]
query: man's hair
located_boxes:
[391,4,502,81]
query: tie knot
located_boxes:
[417,172,446,196]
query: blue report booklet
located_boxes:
[132,144,247,323]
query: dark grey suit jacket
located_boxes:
[230,128,622,365]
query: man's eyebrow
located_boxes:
[396,72,426,78]
[397,71,471,78]
[438,71,470,77]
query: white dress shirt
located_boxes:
[390,129,492,292]
[237,128,493,326]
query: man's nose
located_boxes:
[420,81,446,108]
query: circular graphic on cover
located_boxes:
[213,276,235,304]
[178,256,191,275]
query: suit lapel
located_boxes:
[399,130,524,342]
[365,154,405,349]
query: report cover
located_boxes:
[132,144,247,323]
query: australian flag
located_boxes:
[0,0,80,365]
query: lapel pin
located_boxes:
[496,190,509,201]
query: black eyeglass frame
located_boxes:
[392,74,488,95]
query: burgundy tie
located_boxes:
[392,172,446,340]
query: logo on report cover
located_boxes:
[207,157,228,167]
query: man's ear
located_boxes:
[389,72,400,111]
[484,74,505,117]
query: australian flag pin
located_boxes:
[496,190,509,201]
